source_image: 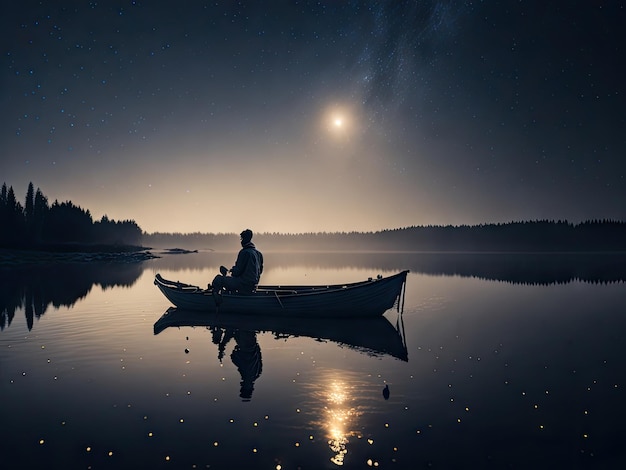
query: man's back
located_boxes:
[232,244,263,287]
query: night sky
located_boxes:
[2,1,624,234]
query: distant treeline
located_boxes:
[3,181,624,252]
[144,220,626,252]
[0,182,142,249]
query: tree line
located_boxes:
[145,220,626,252]
[3,181,624,252]
[0,182,143,249]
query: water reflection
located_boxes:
[0,262,142,331]
[324,379,358,466]
[4,251,625,332]
[2,256,624,468]
[211,327,263,401]
[297,371,385,467]
[154,307,408,363]
[148,251,626,285]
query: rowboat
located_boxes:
[153,307,408,361]
[154,270,408,318]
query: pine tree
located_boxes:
[33,188,49,243]
[24,182,35,241]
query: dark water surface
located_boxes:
[1,252,625,469]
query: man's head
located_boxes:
[240,229,253,245]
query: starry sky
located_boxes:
[1,1,624,234]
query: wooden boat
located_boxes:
[154,307,408,361]
[154,270,408,318]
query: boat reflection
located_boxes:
[154,307,408,361]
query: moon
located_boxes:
[320,103,361,141]
[328,112,348,134]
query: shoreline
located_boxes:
[0,246,159,265]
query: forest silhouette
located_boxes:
[145,220,626,252]
[2,182,625,253]
[0,182,142,249]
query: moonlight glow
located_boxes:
[323,104,360,139]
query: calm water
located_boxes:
[1,252,625,469]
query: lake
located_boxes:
[1,251,625,469]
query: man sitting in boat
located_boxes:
[211,229,264,303]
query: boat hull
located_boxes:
[154,270,408,318]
